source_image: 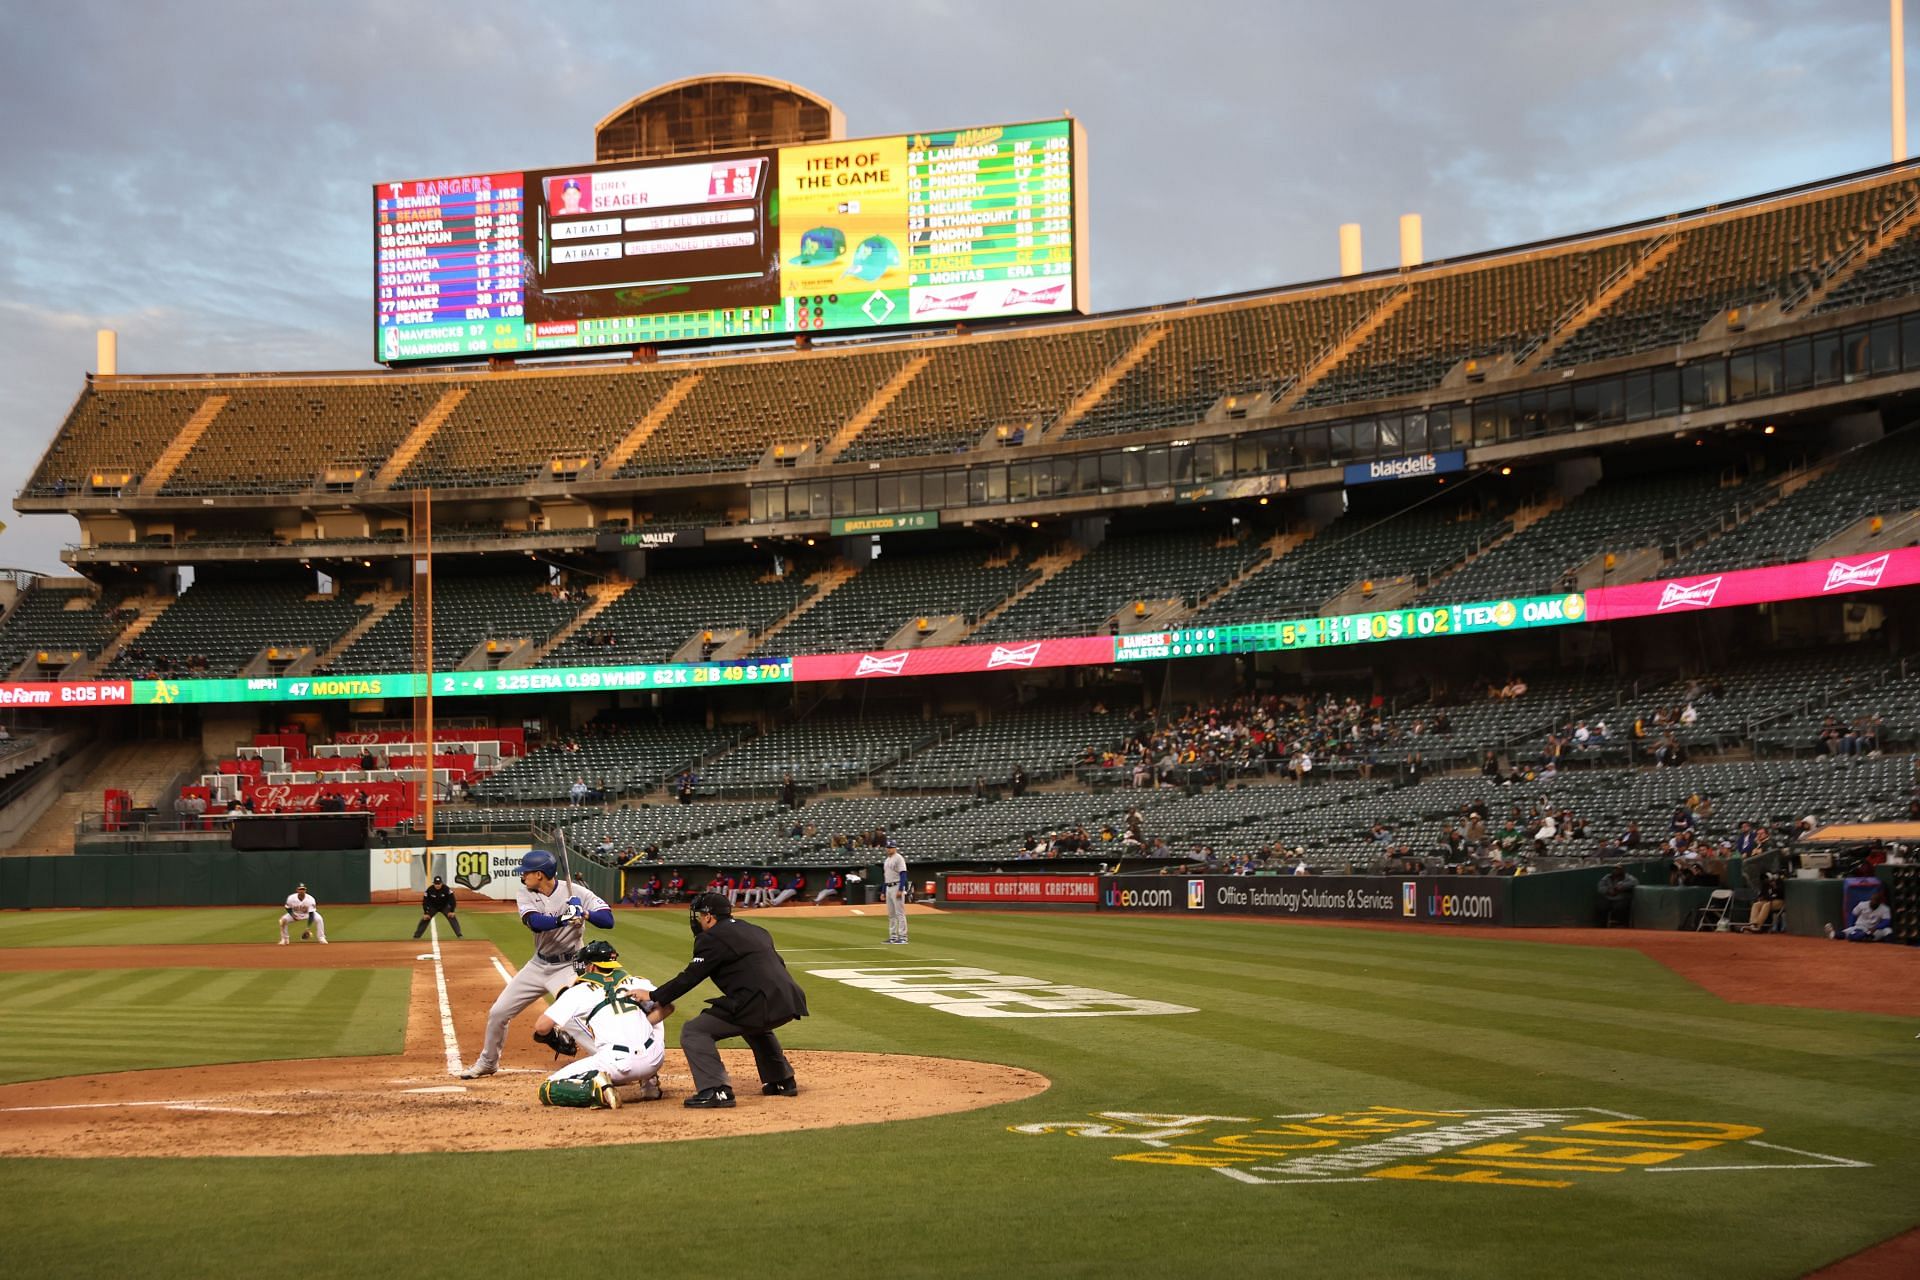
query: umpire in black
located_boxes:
[646,891,808,1108]
[412,874,463,939]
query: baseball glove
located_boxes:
[533,1027,579,1058]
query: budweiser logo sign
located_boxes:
[1823,553,1889,592]
[1005,284,1066,307]
[914,290,977,316]
[1657,577,1722,611]
[987,641,1043,669]
[854,652,910,677]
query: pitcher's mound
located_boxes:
[0,1049,1048,1158]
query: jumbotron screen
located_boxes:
[374,118,1087,363]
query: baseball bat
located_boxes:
[554,825,578,904]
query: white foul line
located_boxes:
[429,917,462,1076]
[0,1100,285,1115]
[490,956,515,985]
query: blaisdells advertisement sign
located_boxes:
[940,874,1099,905]
[1344,450,1466,486]
[1099,875,1509,924]
[1586,545,1920,621]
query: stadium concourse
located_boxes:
[0,152,1916,937]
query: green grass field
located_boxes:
[0,905,1914,1278]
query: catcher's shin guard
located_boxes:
[538,1077,602,1108]
[538,1072,620,1109]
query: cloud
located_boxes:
[0,0,1904,574]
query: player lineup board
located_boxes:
[1111,595,1589,661]
[374,118,1088,362]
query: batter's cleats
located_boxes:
[683,1086,736,1109]
[459,1062,498,1079]
[762,1078,799,1097]
[593,1072,619,1110]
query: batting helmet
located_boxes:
[574,939,619,975]
[517,849,558,878]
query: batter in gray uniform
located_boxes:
[460,849,614,1079]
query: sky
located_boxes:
[0,0,1902,574]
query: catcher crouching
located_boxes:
[531,940,673,1109]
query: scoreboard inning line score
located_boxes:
[374,118,1087,363]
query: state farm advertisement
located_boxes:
[940,874,1099,906]
[793,635,1115,682]
[1586,546,1920,621]
[0,680,131,707]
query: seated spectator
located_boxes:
[1826,890,1893,942]
[1744,871,1787,933]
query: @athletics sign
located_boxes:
[1010,1106,1868,1190]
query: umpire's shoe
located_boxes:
[762,1077,799,1097]
[683,1085,736,1109]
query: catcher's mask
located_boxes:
[574,938,620,976]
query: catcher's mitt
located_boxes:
[533,1027,579,1058]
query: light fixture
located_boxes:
[1499,466,1511,476]
[1763,424,1776,435]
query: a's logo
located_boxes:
[1657,577,1722,611]
[855,651,910,677]
[1561,593,1586,621]
[987,641,1043,669]
[1187,879,1207,911]
[1011,1106,1866,1191]
[1492,601,1518,627]
[150,680,179,705]
[1823,552,1889,592]
[1005,284,1067,307]
[915,290,978,316]
[1401,882,1417,917]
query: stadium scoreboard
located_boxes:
[374,118,1088,363]
[1113,596,1588,661]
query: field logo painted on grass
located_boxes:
[1010,1107,1869,1190]
[805,965,1196,1018]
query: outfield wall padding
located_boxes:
[0,850,370,909]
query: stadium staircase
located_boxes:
[747,562,861,653]
[595,373,704,475]
[373,387,468,489]
[960,542,1088,640]
[1189,528,1311,616]
[1271,286,1413,412]
[310,589,406,670]
[820,354,933,462]
[1784,192,1920,315]
[13,740,201,854]
[1041,325,1170,442]
[77,595,173,678]
[138,395,229,494]
[524,580,634,667]
[1516,234,1683,373]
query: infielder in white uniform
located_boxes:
[460,849,613,1079]
[884,843,909,944]
[532,939,672,1108]
[279,884,328,944]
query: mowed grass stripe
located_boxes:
[0,967,411,1083]
[937,914,1688,1004]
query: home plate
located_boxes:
[402,1085,469,1094]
